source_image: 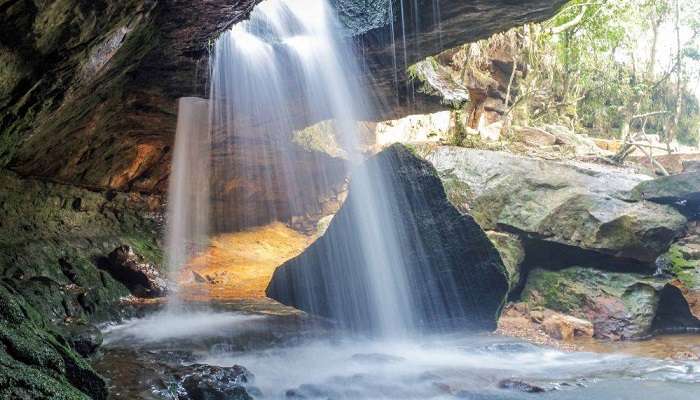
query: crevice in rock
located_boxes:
[508,236,655,302]
[651,284,700,334]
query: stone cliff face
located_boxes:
[1,0,567,196]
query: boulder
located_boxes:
[267,144,509,331]
[422,146,687,263]
[541,124,603,156]
[683,160,700,172]
[541,313,594,341]
[60,323,103,357]
[630,170,700,220]
[496,302,593,344]
[102,245,167,298]
[181,364,255,400]
[497,379,546,393]
[512,126,557,147]
[521,267,700,339]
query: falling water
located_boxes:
[165,97,211,307]
[204,0,421,336]
[165,0,454,335]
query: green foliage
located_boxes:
[507,0,700,146]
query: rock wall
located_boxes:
[1,0,567,196]
[0,170,163,397]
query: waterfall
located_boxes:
[168,0,422,336]
[165,97,211,307]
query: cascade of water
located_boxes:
[165,97,211,308]
[206,0,420,336]
[168,0,454,336]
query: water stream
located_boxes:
[98,303,700,400]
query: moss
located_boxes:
[662,244,699,288]
[523,269,588,314]
[439,170,474,214]
[0,351,90,400]
[486,232,524,290]
[0,281,107,399]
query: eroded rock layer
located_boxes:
[1,0,567,195]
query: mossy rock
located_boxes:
[422,146,687,263]
[0,282,107,399]
[521,267,686,339]
[486,231,524,292]
[0,170,162,323]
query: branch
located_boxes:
[631,110,668,120]
[550,6,588,35]
[633,143,669,176]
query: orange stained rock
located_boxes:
[177,222,313,301]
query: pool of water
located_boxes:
[95,303,700,400]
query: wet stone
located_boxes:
[497,378,547,393]
[180,364,256,400]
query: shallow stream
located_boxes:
[95,302,700,400]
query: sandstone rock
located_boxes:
[542,124,602,156]
[422,146,686,263]
[521,267,700,339]
[513,126,557,147]
[267,144,509,331]
[103,245,167,298]
[541,313,594,341]
[2,0,567,195]
[479,121,504,141]
[497,302,593,345]
[629,153,700,175]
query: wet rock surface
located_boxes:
[267,144,509,331]
[62,323,104,357]
[0,170,162,399]
[0,283,107,400]
[181,364,256,400]
[103,245,167,298]
[660,222,700,319]
[0,170,163,323]
[497,378,547,393]
[94,302,700,400]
